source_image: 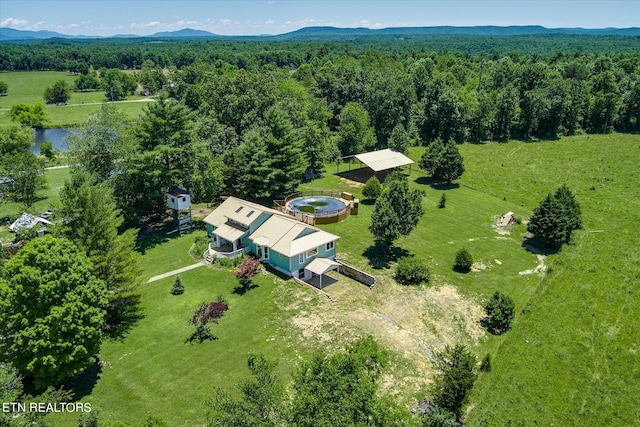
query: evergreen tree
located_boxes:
[263,106,307,196]
[419,139,465,184]
[362,176,383,200]
[370,177,424,247]
[388,123,411,154]
[228,130,273,199]
[484,291,515,334]
[454,248,473,272]
[171,276,185,295]
[430,344,477,418]
[527,185,581,248]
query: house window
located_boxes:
[306,248,318,258]
[246,210,255,218]
[326,241,335,251]
[299,253,304,264]
[235,206,244,213]
[263,247,269,260]
[298,268,305,278]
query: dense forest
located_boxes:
[1,34,639,225]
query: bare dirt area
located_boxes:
[273,275,486,403]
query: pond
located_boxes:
[31,128,75,154]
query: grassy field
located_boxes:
[0,71,149,127]
[37,133,639,426]
[460,134,640,426]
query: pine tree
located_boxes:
[264,106,307,196]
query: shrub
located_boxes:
[40,141,55,160]
[235,257,261,293]
[438,193,446,208]
[453,248,473,272]
[484,291,515,334]
[480,353,492,372]
[362,176,383,200]
[171,276,185,295]
[217,257,234,268]
[396,257,430,285]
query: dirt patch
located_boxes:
[277,278,486,401]
[518,254,547,276]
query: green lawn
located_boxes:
[37,133,640,426]
[0,71,149,127]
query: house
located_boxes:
[203,197,340,281]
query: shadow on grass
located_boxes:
[135,219,203,255]
[413,176,460,190]
[185,329,218,344]
[103,293,145,341]
[232,283,260,295]
[360,199,376,206]
[521,237,561,256]
[63,360,103,401]
[363,242,410,270]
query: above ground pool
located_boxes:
[287,196,347,216]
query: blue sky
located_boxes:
[1,1,638,36]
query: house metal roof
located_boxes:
[8,213,52,232]
[305,257,340,276]
[354,148,414,172]
[203,197,280,228]
[250,214,339,257]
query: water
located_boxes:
[31,128,74,154]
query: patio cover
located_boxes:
[305,257,340,276]
[213,223,246,242]
[354,148,414,172]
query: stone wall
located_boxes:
[336,259,377,288]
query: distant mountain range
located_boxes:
[1,25,639,41]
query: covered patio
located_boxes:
[304,257,341,289]
[336,148,414,183]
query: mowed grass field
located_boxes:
[40,133,638,426]
[0,71,149,127]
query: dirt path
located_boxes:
[146,261,206,283]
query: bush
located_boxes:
[396,257,430,285]
[40,141,55,160]
[480,353,492,372]
[438,193,446,209]
[484,291,515,334]
[217,257,234,268]
[362,176,383,200]
[171,276,185,295]
[453,248,473,272]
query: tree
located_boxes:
[205,354,284,427]
[0,80,7,96]
[395,256,431,285]
[0,236,108,388]
[0,124,32,155]
[337,101,376,156]
[430,344,477,418]
[388,123,411,154]
[419,139,465,184]
[453,248,473,272]
[66,103,132,183]
[75,71,101,92]
[369,177,424,248]
[226,130,273,199]
[235,257,261,293]
[58,169,140,293]
[422,406,458,427]
[0,363,23,426]
[171,276,185,295]
[0,150,45,207]
[527,185,581,248]
[484,291,515,334]
[362,176,383,200]
[438,193,447,209]
[263,105,307,196]
[289,336,407,426]
[9,103,49,129]
[102,68,136,101]
[188,299,229,343]
[40,140,55,160]
[43,79,71,105]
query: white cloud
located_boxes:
[129,21,162,30]
[0,18,29,28]
[265,19,275,25]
